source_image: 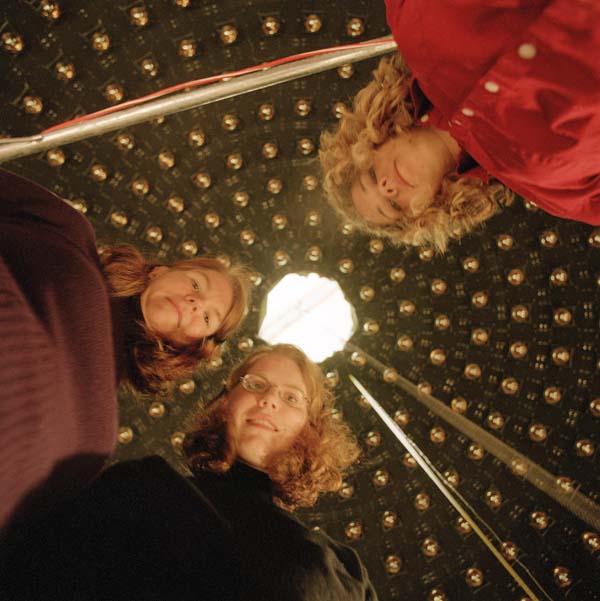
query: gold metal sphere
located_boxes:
[148,401,166,419]
[522,198,539,212]
[464,363,482,380]
[257,103,275,121]
[193,171,212,189]
[359,286,375,302]
[204,212,221,229]
[273,250,290,267]
[544,387,562,405]
[104,83,124,104]
[305,246,322,262]
[550,267,569,286]
[89,164,108,182]
[383,368,398,383]
[91,32,110,52]
[239,229,256,246]
[145,226,162,244]
[530,511,549,529]
[582,531,600,551]
[399,300,416,315]
[346,17,365,37]
[465,567,484,587]
[338,481,355,499]
[363,319,380,335]
[250,272,263,287]
[117,426,134,444]
[344,521,362,540]
[414,492,431,511]
[365,431,382,447]
[428,589,448,601]
[141,58,158,77]
[588,229,600,247]
[402,453,417,470]
[396,335,413,351]
[553,566,572,588]
[233,191,249,208]
[294,99,312,117]
[451,397,468,414]
[340,222,355,235]
[389,267,406,283]
[430,426,446,444]
[179,39,197,58]
[188,128,206,147]
[589,398,600,417]
[556,476,575,493]
[174,0,191,7]
[46,148,65,167]
[421,537,439,558]
[238,337,254,352]
[511,458,529,476]
[418,381,432,395]
[434,314,450,331]
[471,328,489,345]
[372,468,389,488]
[507,268,525,286]
[501,377,520,395]
[485,488,503,508]
[219,24,238,45]
[509,341,528,359]
[385,554,402,574]
[66,198,87,214]
[266,178,283,194]
[221,113,240,132]
[429,348,446,366]
[158,150,175,170]
[178,379,196,394]
[55,61,75,82]
[226,152,243,170]
[393,409,409,426]
[553,308,573,326]
[431,278,447,295]
[338,258,354,274]
[419,247,435,261]
[304,14,322,33]
[487,412,505,430]
[272,213,288,230]
[462,256,480,272]
[262,16,280,36]
[382,511,398,529]
[540,230,558,247]
[116,132,135,150]
[471,291,488,308]
[131,178,149,196]
[170,431,185,452]
[551,347,571,365]
[305,210,321,226]
[22,95,43,114]
[110,211,128,228]
[467,443,485,461]
[166,195,185,214]
[262,142,278,159]
[337,63,354,79]
[332,101,348,119]
[575,439,595,457]
[497,233,514,250]
[2,32,25,54]
[130,5,149,27]
[511,304,529,322]
[445,469,460,487]
[501,542,518,561]
[180,240,198,256]
[349,351,366,366]
[297,137,315,155]
[529,423,548,442]
[303,175,318,191]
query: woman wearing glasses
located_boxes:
[2,344,378,601]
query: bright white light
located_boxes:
[258,273,356,363]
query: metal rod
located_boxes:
[349,375,544,601]
[0,38,397,164]
[345,342,600,531]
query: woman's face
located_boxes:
[351,127,457,225]
[140,266,234,346]
[225,353,310,470]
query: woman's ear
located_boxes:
[148,265,169,279]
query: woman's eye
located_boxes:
[389,199,401,211]
[368,168,377,182]
[203,312,210,326]
[284,393,302,406]
[191,279,199,292]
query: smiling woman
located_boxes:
[1,344,378,601]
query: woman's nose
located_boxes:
[378,175,398,197]
[258,387,280,409]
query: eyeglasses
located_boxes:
[239,374,309,409]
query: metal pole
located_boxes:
[0,38,397,164]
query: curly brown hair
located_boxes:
[184,344,360,511]
[100,244,251,394]
[319,53,512,253]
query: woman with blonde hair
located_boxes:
[0,168,251,529]
[320,1,600,253]
[1,344,377,601]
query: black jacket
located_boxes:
[1,456,377,601]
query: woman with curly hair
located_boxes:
[320,1,600,252]
[1,344,377,601]
[0,168,251,529]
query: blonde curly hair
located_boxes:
[184,344,360,511]
[319,54,512,253]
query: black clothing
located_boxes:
[1,456,377,601]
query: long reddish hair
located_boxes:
[100,244,251,394]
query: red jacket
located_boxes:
[385,0,600,224]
